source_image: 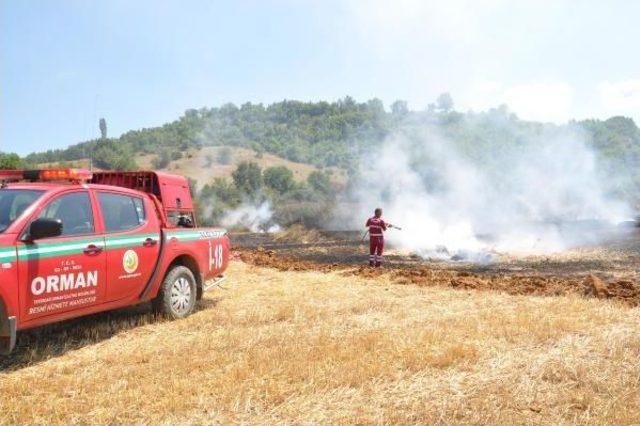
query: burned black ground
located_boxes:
[232,228,640,305]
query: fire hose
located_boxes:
[360,224,402,241]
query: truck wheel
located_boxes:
[153,266,197,319]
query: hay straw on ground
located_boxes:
[1,261,639,425]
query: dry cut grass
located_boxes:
[1,261,640,425]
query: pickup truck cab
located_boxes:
[0,169,230,354]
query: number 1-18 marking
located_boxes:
[209,242,224,271]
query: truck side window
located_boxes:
[38,192,94,236]
[97,192,146,232]
[167,210,195,228]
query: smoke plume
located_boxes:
[221,201,280,233]
[351,118,631,260]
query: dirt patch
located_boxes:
[386,268,585,299]
[584,274,610,298]
[238,248,342,273]
[604,279,640,302]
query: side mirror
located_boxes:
[27,218,63,241]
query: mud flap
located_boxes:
[0,316,16,355]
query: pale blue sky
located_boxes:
[2,0,639,155]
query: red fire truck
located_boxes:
[0,169,230,354]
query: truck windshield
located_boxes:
[0,189,45,233]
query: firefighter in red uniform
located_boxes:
[366,208,387,267]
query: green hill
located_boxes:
[3,96,640,227]
[22,97,392,172]
[16,98,640,186]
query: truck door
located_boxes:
[17,191,107,322]
[96,191,160,302]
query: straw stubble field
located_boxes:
[1,260,640,425]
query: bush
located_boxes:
[307,171,332,195]
[232,161,262,196]
[201,177,241,206]
[93,140,138,170]
[0,153,22,169]
[152,150,171,169]
[218,147,232,165]
[263,166,294,194]
[252,143,265,159]
[274,202,330,228]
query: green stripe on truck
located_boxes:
[165,229,227,242]
[4,233,159,261]
[0,229,225,262]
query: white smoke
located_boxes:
[353,121,632,260]
[221,201,280,233]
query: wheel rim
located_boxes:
[170,276,192,315]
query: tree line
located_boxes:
[11,96,639,177]
[2,95,640,223]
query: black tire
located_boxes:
[152,266,197,319]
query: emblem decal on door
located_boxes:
[123,250,139,274]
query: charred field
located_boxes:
[234,226,640,306]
